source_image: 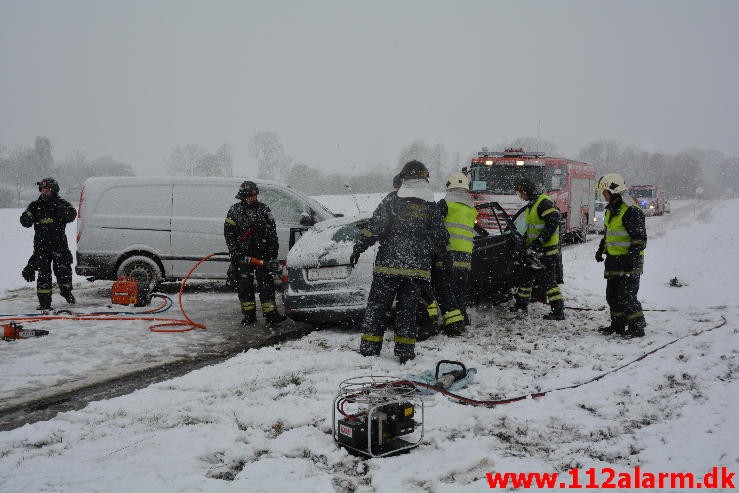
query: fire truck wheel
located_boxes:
[116,255,162,286]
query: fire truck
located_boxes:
[464,148,596,242]
[629,184,666,216]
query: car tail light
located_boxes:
[76,186,85,243]
[280,260,288,284]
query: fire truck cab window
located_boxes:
[470,164,545,194]
[548,167,563,190]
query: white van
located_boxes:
[75,176,336,283]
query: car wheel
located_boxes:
[117,255,162,286]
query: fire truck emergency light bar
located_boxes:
[477,148,546,158]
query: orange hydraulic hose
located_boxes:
[1,252,226,333]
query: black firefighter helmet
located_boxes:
[36,177,60,194]
[399,160,430,182]
[236,180,259,200]
[514,178,538,197]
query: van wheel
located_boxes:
[117,256,162,286]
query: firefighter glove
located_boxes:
[266,259,281,274]
[595,249,604,263]
[21,264,36,282]
[349,249,361,266]
[529,239,544,253]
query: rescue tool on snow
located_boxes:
[333,375,423,458]
[2,322,49,341]
[110,277,151,307]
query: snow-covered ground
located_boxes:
[0,199,737,492]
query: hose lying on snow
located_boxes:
[0,252,227,333]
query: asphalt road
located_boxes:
[0,282,315,431]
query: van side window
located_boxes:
[259,188,305,223]
[173,184,233,218]
[94,185,172,216]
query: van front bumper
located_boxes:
[75,253,119,280]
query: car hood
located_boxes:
[287,213,377,269]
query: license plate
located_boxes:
[306,265,351,281]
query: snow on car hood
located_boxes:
[287,213,377,269]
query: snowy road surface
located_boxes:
[0,198,737,492]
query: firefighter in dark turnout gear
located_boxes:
[595,173,647,338]
[20,178,77,310]
[351,161,449,363]
[511,179,565,320]
[224,181,286,327]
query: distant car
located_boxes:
[283,202,534,326]
[590,200,606,234]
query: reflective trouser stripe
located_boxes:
[427,302,438,317]
[547,287,564,301]
[626,310,644,320]
[443,309,464,326]
[37,288,52,294]
[241,301,256,311]
[516,287,532,299]
[262,301,276,313]
[394,335,416,345]
[362,334,383,343]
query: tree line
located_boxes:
[2,134,737,207]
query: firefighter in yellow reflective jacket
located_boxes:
[595,173,647,338]
[350,161,449,364]
[433,172,478,334]
[511,179,565,320]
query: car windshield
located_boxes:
[331,220,366,243]
[470,165,545,194]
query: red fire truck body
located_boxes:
[466,148,596,242]
[629,185,666,216]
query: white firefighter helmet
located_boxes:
[446,172,470,190]
[596,173,628,194]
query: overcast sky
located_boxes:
[2,0,738,177]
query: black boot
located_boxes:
[398,353,416,365]
[61,290,76,305]
[598,325,624,335]
[543,310,565,321]
[241,312,257,326]
[265,313,287,326]
[37,293,52,311]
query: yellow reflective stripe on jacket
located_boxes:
[38,217,54,225]
[452,260,472,269]
[225,217,236,226]
[445,201,477,254]
[373,265,431,279]
[604,203,645,255]
[525,194,559,248]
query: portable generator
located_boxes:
[110,277,151,307]
[333,375,423,458]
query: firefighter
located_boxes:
[510,178,565,320]
[224,180,287,327]
[434,172,478,334]
[20,177,77,310]
[350,160,449,364]
[595,173,647,338]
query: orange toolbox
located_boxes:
[111,277,140,305]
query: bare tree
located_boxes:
[250,132,285,180]
[165,144,205,176]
